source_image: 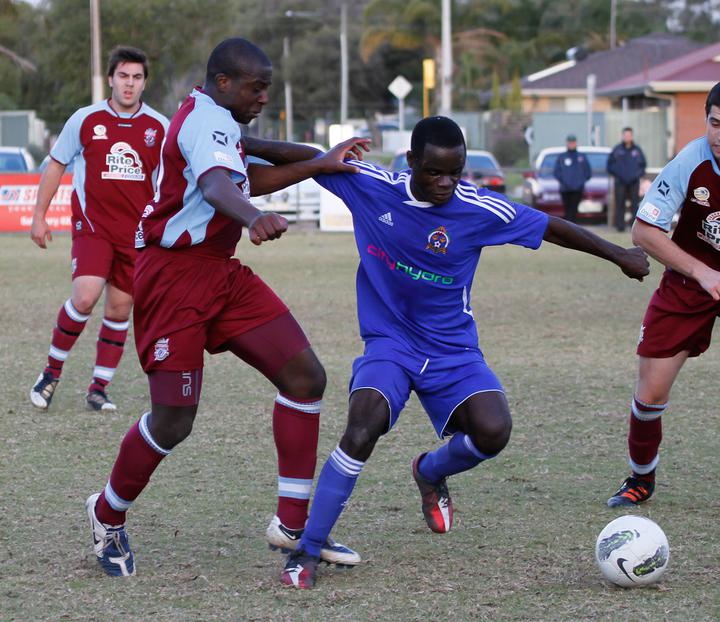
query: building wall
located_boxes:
[675,92,707,152]
[522,95,612,114]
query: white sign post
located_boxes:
[388,75,413,131]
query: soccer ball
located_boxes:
[595,515,670,587]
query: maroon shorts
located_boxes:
[71,234,136,295]
[133,245,295,372]
[637,269,720,358]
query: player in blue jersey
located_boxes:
[607,82,720,507]
[280,116,650,588]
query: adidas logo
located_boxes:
[378,212,394,226]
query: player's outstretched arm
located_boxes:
[632,219,720,299]
[247,137,370,196]
[30,158,67,249]
[198,168,287,246]
[243,137,321,165]
[542,215,650,281]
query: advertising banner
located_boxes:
[0,173,73,232]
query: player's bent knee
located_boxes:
[340,423,382,459]
[468,416,512,456]
[148,406,197,450]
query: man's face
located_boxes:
[567,139,577,150]
[219,62,272,124]
[707,105,720,161]
[108,62,146,111]
[622,129,633,145]
[407,143,465,205]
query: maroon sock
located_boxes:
[45,299,90,379]
[88,317,128,394]
[628,397,664,481]
[95,413,171,525]
[273,394,321,529]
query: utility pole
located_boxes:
[90,0,103,103]
[610,0,617,49]
[283,35,293,141]
[340,0,349,124]
[439,0,452,116]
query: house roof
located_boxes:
[521,33,701,94]
[598,40,720,97]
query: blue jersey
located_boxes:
[315,162,549,355]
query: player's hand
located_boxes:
[30,215,52,249]
[617,246,650,281]
[693,265,720,301]
[248,212,288,245]
[316,137,371,174]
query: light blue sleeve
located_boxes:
[178,108,246,183]
[49,108,85,165]
[636,138,706,231]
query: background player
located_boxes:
[280,116,650,589]
[607,83,720,507]
[85,38,369,577]
[29,46,168,412]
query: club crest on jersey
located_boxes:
[102,142,146,181]
[92,124,108,140]
[697,211,720,250]
[426,226,450,254]
[153,337,170,361]
[144,128,157,147]
[692,186,710,207]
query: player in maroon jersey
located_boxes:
[84,38,370,577]
[607,82,720,507]
[30,46,168,413]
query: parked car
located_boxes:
[248,143,324,223]
[390,149,506,193]
[0,146,35,172]
[522,146,611,221]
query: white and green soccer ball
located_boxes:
[595,515,670,587]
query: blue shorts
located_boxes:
[349,338,504,439]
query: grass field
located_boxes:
[1,230,719,621]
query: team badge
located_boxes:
[92,124,108,140]
[692,186,710,207]
[426,225,450,254]
[153,337,170,361]
[144,128,157,147]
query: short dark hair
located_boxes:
[206,38,271,81]
[705,82,720,116]
[410,116,466,159]
[107,46,148,78]
[622,127,633,133]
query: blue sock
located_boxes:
[418,433,495,482]
[300,446,364,558]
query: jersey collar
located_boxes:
[402,174,435,208]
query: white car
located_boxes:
[249,143,323,223]
[0,146,36,172]
[522,146,611,222]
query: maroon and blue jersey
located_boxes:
[315,162,549,355]
[51,99,168,246]
[637,136,720,271]
[136,88,250,258]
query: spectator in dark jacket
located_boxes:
[607,127,646,232]
[553,134,592,223]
